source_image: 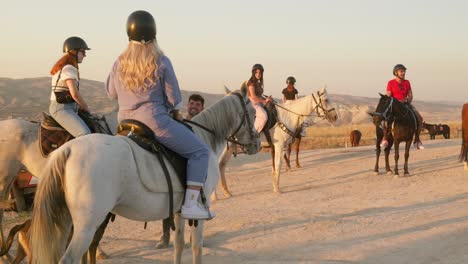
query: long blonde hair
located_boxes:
[118,40,164,92]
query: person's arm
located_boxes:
[294,89,298,100]
[407,89,413,103]
[162,57,183,112]
[282,94,286,103]
[248,84,267,104]
[66,79,89,112]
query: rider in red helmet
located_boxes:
[384,64,424,149]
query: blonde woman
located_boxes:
[105,10,213,220]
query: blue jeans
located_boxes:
[49,100,91,137]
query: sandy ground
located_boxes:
[4,138,468,263]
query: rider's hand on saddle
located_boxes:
[171,110,184,121]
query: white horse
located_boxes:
[215,87,338,196]
[30,88,260,264]
[0,112,116,249]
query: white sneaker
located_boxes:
[181,203,215,220]
[414,141,424,150]
[380,139,388,148]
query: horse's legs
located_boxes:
[384,145,392,174]
[60,224,97,264]
[283,144,292,172]
[270,145,276,175]
[273,145,283,193]
[0,160,20,262]
[156,218,171,249]
[404,140,411,176]
[374,145,381,175]
[190,220,204,264]
[174,213,185,264]
[219,145,233,198]
[294,136,301,168]
[394,141,400,176]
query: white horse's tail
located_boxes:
[30,147,72,264]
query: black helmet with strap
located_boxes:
[252,63,264,73]
[393,64,407,76]
[127,10,156,43]
[63,37,90,53]
[286,76,296,84]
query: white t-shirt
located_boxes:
[50,65,79,101]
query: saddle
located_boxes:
[39,111,104,157]
[39,113,74,157]
[116,119,186,185]
[263,101,278,131]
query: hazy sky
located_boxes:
[1,0,467,101]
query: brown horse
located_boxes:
[0,213,115,264]
[422,121,450,139]
[370,115,394,175]
[350,130,362,147]
[460,103,468,170]
[372,94,418,176]
[283,134,303,170]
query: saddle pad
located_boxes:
[39,124,73,157]
[118,136,184,193]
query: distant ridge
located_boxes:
[0,77,463,124]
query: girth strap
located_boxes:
[153,144,176,231]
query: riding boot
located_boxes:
[414,112,424,149]
[263,128,274,148]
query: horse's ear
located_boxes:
[224,85,231,95]
[367,111,375,117]
[378,93,385,97]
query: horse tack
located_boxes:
[38,112,111,158]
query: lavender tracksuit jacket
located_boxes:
[105,55,208,186]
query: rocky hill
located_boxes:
[0,77,463,124]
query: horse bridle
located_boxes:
[274,90,335,120]
[184,92,257,149]
[374,97,394,121]
[311,90,336,120]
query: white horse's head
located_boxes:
[224,85,261,155]
[312,87,338,124]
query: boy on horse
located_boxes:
[384,64,424,150]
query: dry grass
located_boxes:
[300,121,462,150]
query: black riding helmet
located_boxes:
[252,63,264,73]
[286,76,296,84]
[393,64,407,76]
[63,37,90,53]
[127,10,156,42]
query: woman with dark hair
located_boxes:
[105,10,213,220]
[49,36,91,137]
[247,63,271,132]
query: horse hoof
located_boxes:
[155,241,170,249]
[386,171,393,175]
[96,248,110,260]
[373,171,379,176]
[273,188,282,194]
[464,162,468,171]
[404,173,410,177]
[223,191,232,198]
[295,164,301,168]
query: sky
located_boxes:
[1,0,467,101]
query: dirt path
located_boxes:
[5,138,467,263]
